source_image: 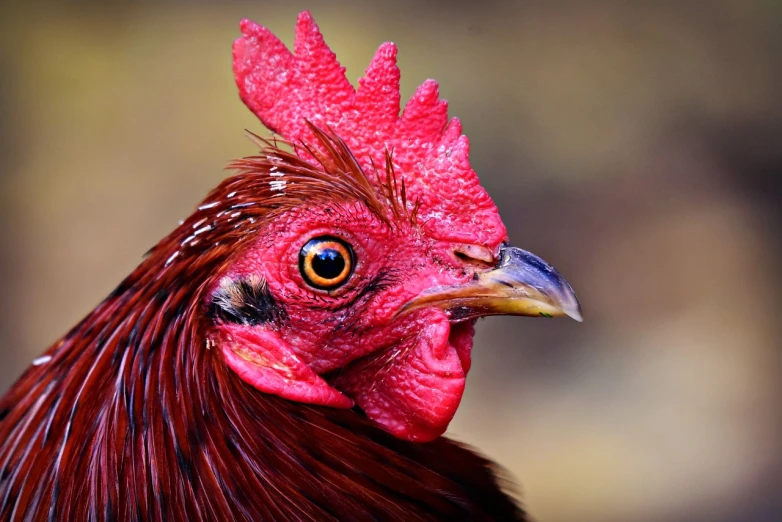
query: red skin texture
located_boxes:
[333,316,476,442]
[233,12,506,247]
[221,327,353,408]
[214,202,489,441]
[223,12,509,441]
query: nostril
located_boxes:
[453,244,496,266]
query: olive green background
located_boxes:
[1,2,780,521]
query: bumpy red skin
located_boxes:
[224,12,508,441]
[233,12,505,246]
[215,203,483,441]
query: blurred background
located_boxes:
[1,1,780,521]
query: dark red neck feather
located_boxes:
[0,136,525,521]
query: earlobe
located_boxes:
[219,325,353,408]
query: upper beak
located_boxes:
[398,243,583,323]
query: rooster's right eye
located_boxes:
[299,236,355,291]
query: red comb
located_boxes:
[233,11,506,246]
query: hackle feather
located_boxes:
[0,128,525,521]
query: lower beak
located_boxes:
[399,243,583,322]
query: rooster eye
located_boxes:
[299,236,354,290]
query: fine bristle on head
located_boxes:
[233,11,507,247]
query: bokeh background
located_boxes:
[1,1,780,521]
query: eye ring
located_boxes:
[299,236,355,290]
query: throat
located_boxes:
[330,314,477,441]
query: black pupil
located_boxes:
[312,249,345,280]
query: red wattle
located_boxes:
[333,312,474,442]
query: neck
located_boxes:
[0,227,525,522]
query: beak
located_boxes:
[398,243,583,323]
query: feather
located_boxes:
[0,130,525,520]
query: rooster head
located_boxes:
[202,11,582,442]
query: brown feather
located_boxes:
[0,127,525,521]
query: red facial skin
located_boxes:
[222,11,510,442]
[213,201,496,441]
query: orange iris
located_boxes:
[299,236,354,290]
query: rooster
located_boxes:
[0,11,581,522]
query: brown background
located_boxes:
[1,2,780,521]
